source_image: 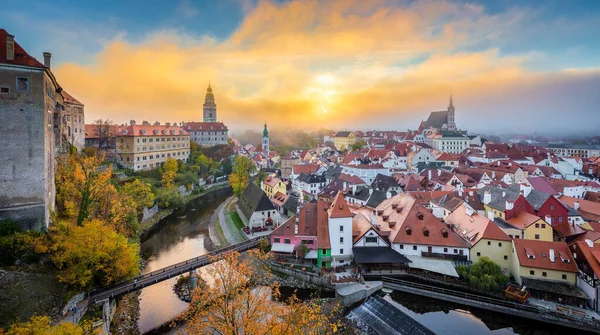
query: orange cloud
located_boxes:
[53,0,599,134]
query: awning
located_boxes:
[271,243,295,253]
[305,250,318,259]
[353,247,411,264]
[406,255,459,277]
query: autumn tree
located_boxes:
[121,179,155,216]
[49,219,139,289]
[4,316,85,335]
[55,152,112,225]
[185,250,337,334]
[93,118,115,148]
[229,156,256,196]
[255,168,266,186]
[351,140,366,151]
[161,157,178,187]
[196,154,218,178]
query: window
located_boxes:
[558,216,562,223]
[530,270,535,275]
[306,240,313,245]
[16,77,29,92]
[399,245,404,249]
[542,272,547,277]
[274,238,280,243]
[498,242,502,247]
[562,274,567,280]
[541,224,546,228]
[340,249,343,254]
[550,205,554,210]
[454,249,458,254]
[487,241,491,246]
[535,223,540,228]
[406,229,412,236]
[365,237,378,243]
[535,234,540,240]
[339,237,344,243]
[477,252,481,257]
[444,248,448,252]
[284,238,290,244]
[413,246,417,251]
[459,249,464,255]
[339,226,344,232]
[504,255,508,260]
[0,87,9,93]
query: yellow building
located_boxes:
[511,239,578,285]
[446,205,513,272]
[262,176,286,198]
[333,131,356,151]
[496,212,553,241]
[116,122,190,171]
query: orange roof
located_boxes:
[84,124,118,139]
[352,212,380,244]
[0,29,45,68]
[264,176,282,187]
[506,212,544,230]
[513,239,578,273]
[316,201,331,249]
[575,241,600,278]
[270,191,288,207]
[292,164,320,175]
[182,122,228,131]
[115,124,189,137]
[62,90,83,106]
[329,192,353,218]
[446,205,511,246]
[560,196,600,222]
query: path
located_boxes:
[217,197,246,245]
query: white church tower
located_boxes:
[262,122,270,154]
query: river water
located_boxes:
[138,187,231,334]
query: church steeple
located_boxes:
[262,122,270,154]
[446,94,456,131]
[203,82,217,122]
[449,94,454,108]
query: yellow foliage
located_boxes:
[161,158,179,187]
[5,316,84,335]
[121,179,155,213]
[185,250,336,335]
[49,219,139,289]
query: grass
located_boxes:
[230,212,245,231]
[215,218,227,246]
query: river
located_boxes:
[138,187,232,334]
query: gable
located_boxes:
[354,228,390,246]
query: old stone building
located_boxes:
[60,90,85,151]
[183,83,229,146]
[0,29,63,230]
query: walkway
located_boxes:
[382,277,600,333]
[87,236,268,304]
[218,197,246,244]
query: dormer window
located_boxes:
[417,212,424,220]
[153,130,159,134]
[525,248,535,259]
[423,228,429,237]
[441,228,449,238]
[123,130,129,135]
[406,227,412,236]
[140,130,146,135]
[187,126,191,130]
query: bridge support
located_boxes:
[189,270,198,291]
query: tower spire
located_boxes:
[449,94,454,108]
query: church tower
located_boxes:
[203,82,217,122]
[447,94,456,131]
[262,122,270,154]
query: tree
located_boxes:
[121,179,155,215]
[161,157,179,187]
[456,257,509,292]
[55,152,112,226]
[49,219,139,289]
[255,168,266,186]
[185,250,337,334]
[4,316,85,335]
[229,156,256,196]
[197,154,218,178]
[351,140,366,151]
[93,119,115,149]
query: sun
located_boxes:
[315,73,336,86]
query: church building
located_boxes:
[183,83,229,146]
[262,122,270,154]
[420,96,470,154]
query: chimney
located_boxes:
[372,209,377,227]
[483,191,491,205]
[469,190,474,196]
[574,201,580,210]
[343,181,347,190]
[506,200,514,210]
[43,52,51,69]
[458,189,463,197]
[438,169,441,176]
[130,120,136,125]
[520,184,532,197]
[428,169,432,180]
[352,184,357,194]
[6,34,14,61]
[497,161,501,167]
[502,191,506,198]
[154,121,160,126]
[260,180,264,190]
[369,188,373,195]
[166,122,171,127]
[386,191,392,199]
[492,171,496,179]
[545,215,552,225]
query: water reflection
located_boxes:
[137,188,231,334]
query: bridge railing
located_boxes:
[382,277,600,328]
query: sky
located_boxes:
[2,0,600,135]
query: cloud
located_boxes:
[175,0,200,19]
[53,0,600,135]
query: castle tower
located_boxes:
[447,94,456,131]
[262,122,269,154]
[203,82,217,122]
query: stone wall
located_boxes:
[268,262,334,289]
[142,204,160,222]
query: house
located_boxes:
[571,240,600,311]
[281,152,302,180]
[281,195,299,217]
[341,164,390,184]
[493,211,553,241]
[237,183,282,228]
[407,148,436,169]
[524,177,559,196]
[321,192,355,267]
[552,222,587,243]
[559,196,600,223]
[293,173,327,196]
[446,205,512,272]
[290,163,321,182]
[270,191,289,215]
[430,194,465,220]
[270,199,320,258]
[374,193,470,260]
[333,131,356,151]
[262,176,286,198]
[435,152,461,168]
[511,239,584,306]
[371,174,402,193]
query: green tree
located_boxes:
[456,257,508,292]
[49,219,140,289]
[121,179,155,215]
[196,154,218,177]
[351,140,366,151]
[4,315,86,335]
[161,157,179,187]
[229,156,256,196]
[255,168,266,186]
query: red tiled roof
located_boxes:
[329,192,353,218]
[506,212,544,230]
[337,173,366,185]
[84,124,118,139]
[513,239,578,273]
[575,241,600,278]
[264,176,281,187]
[62,90,83,106]
[527,177,558,196]
[292,164,320,175]
[183,121,228,131]
[115,124,189,137]
[316,201,331,249]
[270,191,288,207]
[0,29,45,68]
[552,222,586,240]
[446,205,511,246]
[559,196,600,222]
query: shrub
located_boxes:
[158,191,185,210]
[0,219,20,236]
[458,257,509,292]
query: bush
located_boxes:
[157,191,185,210]
[0,219,20,236]
[458,257,509,292]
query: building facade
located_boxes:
[0,29,64,230]
[334,131,356,151]
[184,83,229,146]
[58,90,85,152]
[116,122,190,171]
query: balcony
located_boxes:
[421,251,467,262]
